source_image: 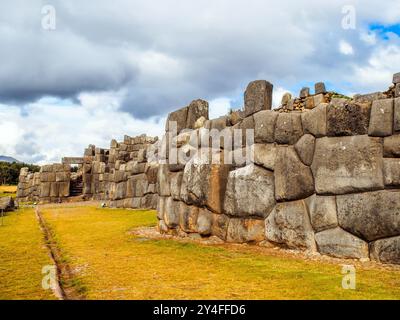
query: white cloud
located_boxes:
[339,40,354,55]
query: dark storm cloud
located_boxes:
[0,0,399,119]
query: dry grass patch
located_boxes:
[0,208,56,300]
[0,185,17,198]
[40,205,400,300]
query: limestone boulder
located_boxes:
[327,102,371,136]
[244,80,273,116]
[274,146,314,201]
[224,164,275,218]
[368,98,393,137]
[254,110,278,143]
[0,197,15,211]
[164,197,180,228]
[250,143,276,170]
[211,214,229,240]
[383,158,400,186]
[394,98,400,131]
[301,103,327,137]
[179,202,199,233]
[227,218,265,243]
[196,208,213,236]
[312,136,384,194]
[165,106,188,134]
[274,113,303,145]
[315,82,326,94]
[315,227,369,259]
[383,135,400,157]
[337,190,400,241]
[186,99,209,129]
[370,236,400,264]
[157,164,171,197]
[265,200,316,251]
[170,171,183,200]
[305,195,338,232]
[294,134,315,166]
[181,150,230,213]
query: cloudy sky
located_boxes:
[0,0,400,164]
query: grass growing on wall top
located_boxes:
[0,185,17,198]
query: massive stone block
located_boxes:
[370,236,400,264]
[178,202,199,233]
[157,164,171,197]
[274,113,303,145]
[383,158,400,186]
[368,98,393,137]
[383,135,400,157]
[181,150,230,213]
[311,136,384,194]
[301,103,327,137]
[337,190,400,241]
[254,110,278,143]
[294,134,315,166]
[196,208,213,236]
[265,200,316,251]
[305,195,338,232]
[274,146,314,201]
[211,214,229,240]
[224,164,275,218]
[164,197,180,228]
[327,102,371,136]
[170,171,183,200]
[395,98,400,131]
[244,80,273,117]
[250,143,276,171]
[186,99,209,129]
[165,106,189,133]
[227,218,265,243]
[315,227,369,259]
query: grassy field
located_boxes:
[0,208,56,300]
[37,205,400,300]
[0,185,17,198]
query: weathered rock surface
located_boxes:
[186,99,209,129]
[196,208,213,236]
[227,218,265,243]
[0,197,15,211]
[383,158,400,186]
[181,150,230,213]
[166,106,188,134]
[315,82,326,94]
[250,143,276,170]
[370,236,400,264]
[368,99,393,137]
[315,227,369,259]
[305,195,338,232]
[294,134,315,166]
[312,136,384,194]
[274,113,303,145]
[383,135,400,157]
[254,110,278,143]
[265,200,316,251]
[394,98,400,131]
[275,146,314,201]
[244,80,273,116]
[211,214,229,240]
[224,164,275,218]
[327,102,371,136]
[164,197,180,228]
[301,103,327,137]
[337,190,400,241]
[179,202,199,233]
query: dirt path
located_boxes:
[35,206,85,300]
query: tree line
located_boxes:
[0,162,40,185]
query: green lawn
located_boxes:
[38,205,400,300]
[0,208,56,300]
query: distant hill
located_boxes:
[0,155,20,163]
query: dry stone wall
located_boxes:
[157,76,400,265]
[16,73,400,265]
